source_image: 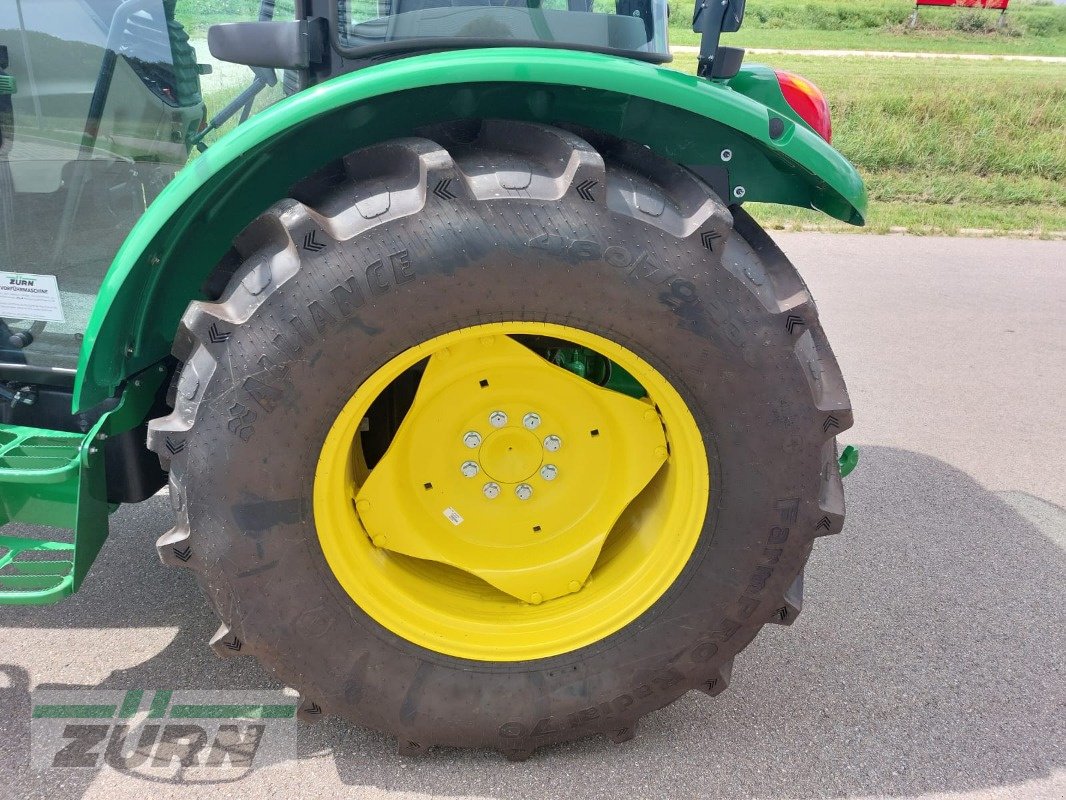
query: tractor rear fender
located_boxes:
[73,47,866,412]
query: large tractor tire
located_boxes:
[147,120,852,758]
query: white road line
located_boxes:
[670,45,1066,62]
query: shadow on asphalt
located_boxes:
[1,446,1063,798]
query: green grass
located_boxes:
[670,0,1066,56]
[195,81,287,151]
[671,52,1066,236]
[179,0,296,37]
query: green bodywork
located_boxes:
[1,46,866,603]
[838,444,860,479]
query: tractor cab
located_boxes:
[0,0,206,387]
[333,0,670,61]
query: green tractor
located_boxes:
[0,0,864,758]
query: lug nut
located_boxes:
[463,431,482,448]
[540,464,558,481]
[483,482,500,499]
[515,483,533,500]
[489,411,508,428]
[461,461,479,478]
[523,412,541,430]
[543,434,562,452]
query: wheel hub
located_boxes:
[479,427,542,484]
[354,334,668,604]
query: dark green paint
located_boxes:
[552,347,647,400]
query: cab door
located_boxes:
[0,0,204,380]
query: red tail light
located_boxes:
[774,70,832,143]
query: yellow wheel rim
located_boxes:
[314,323,708,661]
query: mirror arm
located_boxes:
[691,0,746,79]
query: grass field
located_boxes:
[668,52,1066,236]
[671,0,1066,56]
[184,1,1066,237]
[181,0,295,36]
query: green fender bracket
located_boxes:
[74,47,866,412]
[838,445,859,478]
[0,366,166,605]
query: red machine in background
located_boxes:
[909,0,1011,29]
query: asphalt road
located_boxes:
[1,233,1063,799]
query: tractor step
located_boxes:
[0,423,105,605]
[0,536,76,600]
[0,426,84,483]
[0,367,166,605]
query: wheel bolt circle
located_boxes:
[515,483,533,500]
[483,482,500,499]
[463,431,482,448]
[540,464,558,481]
[523,413,541,430]
[489,411,508,428]
[461,461,479,478]
[543,434,562,452]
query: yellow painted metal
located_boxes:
[314,323,708,661]
[355,334,668,604]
